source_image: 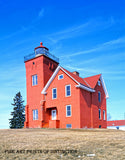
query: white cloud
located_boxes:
[47,18,116,43]
[52,21,90,36]
[102,37,125,46]
[65,65,101,75]
[0,8,45,41]
[60,37,125,58]
[65,57,125,80]
[70,51,125,67]
[60,47,100,58]
[38,8,44,18]
[0,25,34,41]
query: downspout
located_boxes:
[40,94,46,127]
[90,93,93,128]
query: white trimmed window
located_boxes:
[99,109,101,120]
[66,105,71,117]
[65,85,71,97]
[33,109,38,120]
[52,88,57,99]
[58,74,63,80]
[32,74,38,86]
[98,80,101,86]
[66,124,72,128]
[98,91,101,102]
[103,110,106,120]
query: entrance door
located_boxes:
[51,110,56,120]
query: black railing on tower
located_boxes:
[24,50,59,63]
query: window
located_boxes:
[66,105,71,117]
[58,74,63,80]
[65,85,71,97]
[98,80,101,86]
[66,124,72,128]
[32,74,38,86]
[98,91,101,102]
[103,110,105,120]
[33,109,38,120]
[52,88,57,99]
[99,109,101,119]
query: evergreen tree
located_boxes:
[9,92,25,129]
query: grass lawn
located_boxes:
[0,128,125,160]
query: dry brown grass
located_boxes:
[0,128,125,160]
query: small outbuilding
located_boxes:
[107,120,125,130]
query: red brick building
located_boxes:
[24,42,109,129]
[107,120,125,130]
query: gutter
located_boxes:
[76,84,95,92]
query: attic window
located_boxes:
[58,74,63,80]
[98,80,101,86]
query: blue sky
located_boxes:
[0,0,125,129]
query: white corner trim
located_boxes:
[100,75,109,99]
[41,66,61,94]
[41,65,80,95]
[41,65,97,94]
[76,84,95,92]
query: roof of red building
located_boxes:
[84,74,101,89]
[42,66,109,98]
[107,120,125,126]
[62,67,101,89]
[62,67,91,88]
[35,42,49,50]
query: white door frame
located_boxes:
[51,110,56,120]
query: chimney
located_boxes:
[72,71,79,77]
